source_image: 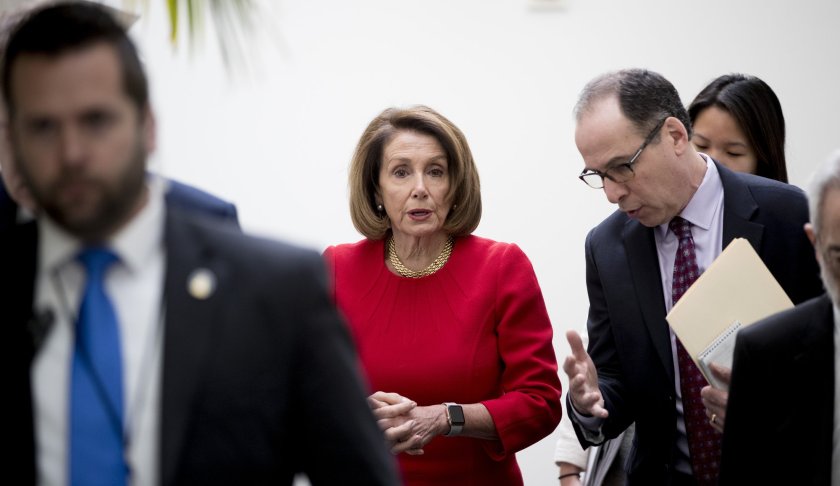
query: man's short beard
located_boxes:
[17,137,148,243]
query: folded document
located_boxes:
[666,238,793,390]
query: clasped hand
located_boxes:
[368,391,447,455]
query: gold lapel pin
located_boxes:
[188,268,216,300]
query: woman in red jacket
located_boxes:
[325,105,562,486]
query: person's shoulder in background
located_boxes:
[163,177,240,228]
[1,175,240,231]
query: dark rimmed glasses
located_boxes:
[578,117,668,189]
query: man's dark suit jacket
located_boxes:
[720,294,835,485]
[3,204,398,485]
[0,176,240,231]
[0,176,20,231]
[568,161,824,485]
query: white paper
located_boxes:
[697,321,742,391]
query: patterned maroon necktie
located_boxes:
[670,217,721,485]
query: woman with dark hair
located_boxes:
[688,73,788,182]
[325,105,562,485]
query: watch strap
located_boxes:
[443,402,464,436]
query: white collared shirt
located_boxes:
[32,177,166,486]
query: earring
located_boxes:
[452,204,458,210]
[376,204,384,213]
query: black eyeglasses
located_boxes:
[578,117,668,189]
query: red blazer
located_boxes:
[326,235,562,486]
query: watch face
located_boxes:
[448,405,465,425]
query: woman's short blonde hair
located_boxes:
[349,105,482,240]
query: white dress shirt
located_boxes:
[32,178,166,486]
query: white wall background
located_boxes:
[127,1,840,484]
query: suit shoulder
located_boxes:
[328,238,378,258]
[723,170,810,237]
[448,235,539,269]
[446,236,542,285]
[592,210,629,235]
[738,172,807,205]
[458,234,519,254]
[169,208,321,273]
[327,238,381,271]
[164,178,239,224]
[166,178,231,206]
[586,210,629,249]
[738,295,830,348]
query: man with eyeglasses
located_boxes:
[562,68,822,486]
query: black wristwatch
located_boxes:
[443,402,465,436]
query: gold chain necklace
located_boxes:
[387,235,454,278]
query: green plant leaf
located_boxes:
[166,0,178,43]
[160,0,258,71]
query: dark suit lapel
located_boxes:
[3,220,39,482]
[623,220,674,382]
[717,161,763,250]
[159,207,229,486]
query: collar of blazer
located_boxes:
[715,161,762,252]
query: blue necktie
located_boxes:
[70,247,127,486]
